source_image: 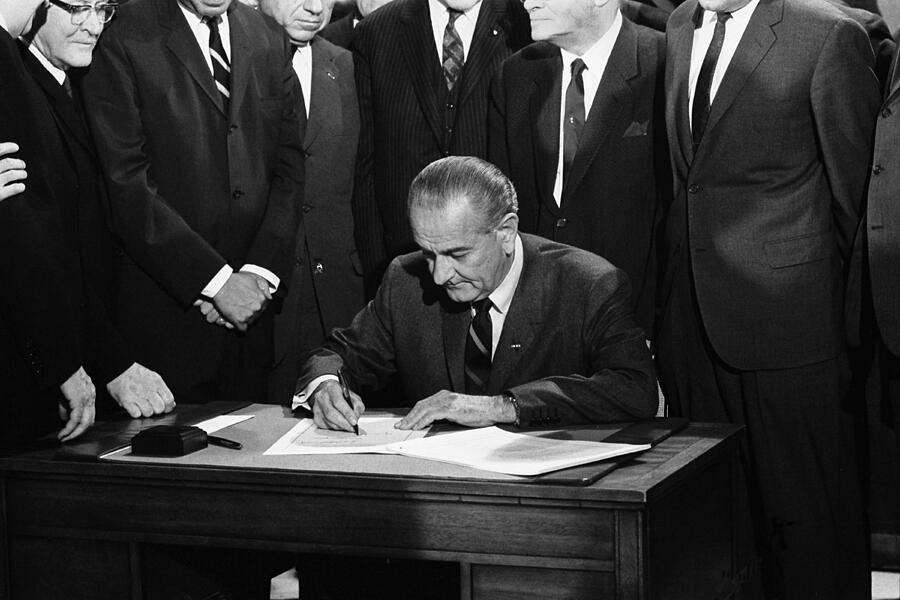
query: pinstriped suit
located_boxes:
[351,0,530,295]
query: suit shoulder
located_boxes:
[315,36,352,61]
[356,0,407,35]
[524,235,619,283]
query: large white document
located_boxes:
[263,417,429,455]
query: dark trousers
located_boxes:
[656,262,869,600]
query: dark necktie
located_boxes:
[464,299,493,395]
[442,9,464,91]
[563,58,587,187]
[61,75,73,99]
[691,11,731,151]
[206,16,231,109]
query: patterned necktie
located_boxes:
[206,16,231,109]
[442,9,464,91]
[464,299,493,395]
[692,11,731,151]
[563,58,587,187]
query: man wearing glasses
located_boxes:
[0,0,172,447]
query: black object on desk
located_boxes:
[131,425,208,457]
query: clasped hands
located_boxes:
[194,271,271,332]
[309,384,516,432]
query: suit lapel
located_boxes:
[19,44,95,159]
[670,4,697,166]
[488,238,542,394]
[884,37,900,106]
[562,20,636,201]
[399,0,443,145]
[162,0,226,115]
[227,5,252,120]
[306,40,341,150]
[456,0,503,108]
[530,46,562,214]
[699,0,781,151]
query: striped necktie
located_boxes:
[692,11,731,151]
[206,16,231,109]
[442,8,464,91]
[464,299,493,394]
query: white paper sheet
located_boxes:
[99,414,255,459]
[263,417,429,455]
[388,427,650,476]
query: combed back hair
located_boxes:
[407,156,518,231]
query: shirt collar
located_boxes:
[26,42,67,85]
[177,2,230,28]
[559,9,622,73]
[698,0,759,28]
[0,11,8,34]
[427,0,482,27]
[487,234,524,315]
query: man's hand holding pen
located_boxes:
[309,377,365,433]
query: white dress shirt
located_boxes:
[292,234,526,408]
[427,0,483,66]
[27,44,66,85]
[687,0,760,131]
[176,3,281,298]
[553,10,623,205]
[292,43,313,119]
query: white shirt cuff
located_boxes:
[291,374,338,410]
[240,264,280,293]
[201,265,234,299]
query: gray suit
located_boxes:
[270,36,364,404]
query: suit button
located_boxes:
[882,107,892,118]
[442,150,450,157]
[302,204,312,213]
[295,256,303,266]
[314,261,324,274]
[555,218,567,228]
[873,164,885,175]
[228,124,237,134]
[688,184,702,193]
[302,151,310,159]
[446,127,453,134]
[446,103,454,110]
[232,189,244,199]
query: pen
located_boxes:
[207,435,242,450]
[337,368,360,436]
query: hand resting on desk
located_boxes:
[310,380,365,432]
[396,391,516,430]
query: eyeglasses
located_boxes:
[47,0,119,25]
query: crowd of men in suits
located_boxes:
[0,0,897,597]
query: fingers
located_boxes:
[196,299,237,330]
[312,382,360,432]
[157,378,176,412]
[58,398,95,442]
[397,397,444,430]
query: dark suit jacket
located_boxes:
[352,0,530,293]
[81,0,305,399]
[662,0,879,370]
[271,37,364,402]
[860,42,900,357]
[297,234,657,425]
[20,47,133,391]
[489,18,666,332]
[320,12,356,49]
[0,31,90,441]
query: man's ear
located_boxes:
[496,212,519,253]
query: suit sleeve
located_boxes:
[351,26,388,293]
[507,269,658,425]
[295,257,399,394]
[810,17,879,262]
[81,28,229,306]
[243,36,305,283]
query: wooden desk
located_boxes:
[0,406,741,600]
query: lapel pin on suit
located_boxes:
[492,29,498,36]
[510,343,522,351]
[327,71,336,80]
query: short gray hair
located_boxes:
[407,156,518,231]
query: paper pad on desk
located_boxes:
[264,417,428,455]
[389,426,649,476]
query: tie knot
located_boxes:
[205,15,222,30]
[472,298,492,316]
[448,8,463,22]
[571,58,587,77]
[716,11,731,24]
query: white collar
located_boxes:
[486,234,524,315]
[26,42,67,85]
[558,9,622,73]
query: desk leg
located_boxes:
[460,562,472,600]
[0,479,8,600]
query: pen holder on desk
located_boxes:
[131,425,208,456]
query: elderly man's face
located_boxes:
[259,0,334,45]
[179,0,232,18]
[33,1,108,70]
[524,0,597,51]
[411,199,517,304]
